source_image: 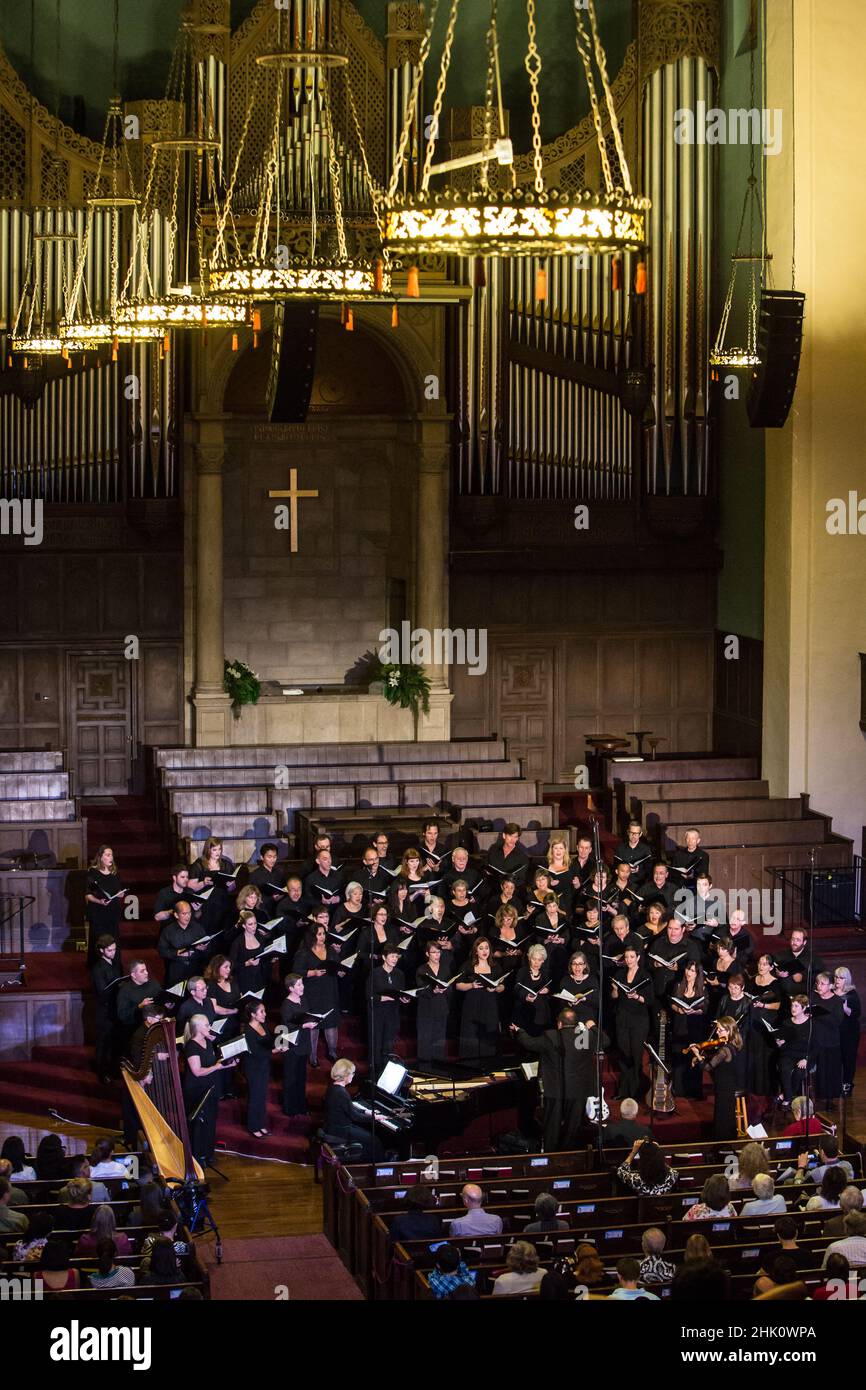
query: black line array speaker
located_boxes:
[268,301,319,423]
[746,289,806,428]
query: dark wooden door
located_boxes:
[494,645,557,782]
[68,654,133,794]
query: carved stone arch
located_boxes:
[194,302,445,421]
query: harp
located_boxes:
[122,1018,204,1183]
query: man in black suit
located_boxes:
[511,1008,594,1152]
[388,1188,443,1245]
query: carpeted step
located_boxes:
[0,1059,120,1102]
[0,1077,120,1127]
[20,947,163,994]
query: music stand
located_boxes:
[188,1083,230,1182]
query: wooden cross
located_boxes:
[268,467,319,553]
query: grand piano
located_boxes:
[354,1057,531,1156]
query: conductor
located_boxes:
[511,1008,594,1152]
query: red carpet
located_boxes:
[198,1233,363,1300]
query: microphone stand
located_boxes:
[590,817,605,1164]
[803,848,817,1129]
[364,892,379,1161]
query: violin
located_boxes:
[680,1036,726,1056]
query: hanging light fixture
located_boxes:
[382,0,649,263]
[10,0,82,357]
[710,25,769,370]
[115,7,249,331]
[59,98,162,349]
[208,9,394,304]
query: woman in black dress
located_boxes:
[688,1017,746,1139]
[834,966,862,1093]
[556,951,598,1024]
[234,884,267,927]
[228,910,274,998]
[415,941,453,1063]
[525,868,557,929]
[182,1014,235,1166]
[811,973,844,1106]
[328,900,363,1016]
[748,953,783,1101]
[611,946,653,1102]
[449,879,482,965]
[188,836,236,944]
[203,954,242,1037]
[358,903,399,964]
[544,834,574,901]
[398,848,430,910]
[513,943,553,1036]
[455,937,505,1062]
[490,904,528,971]
[243,999,277,1138]
[670,960,708,1099]
[485,874,526,923]
[369,946,408,1075]
[84,845,125,960]
[292,922,340,1066]
[531,895,572,980]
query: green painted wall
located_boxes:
[714,0,766,641]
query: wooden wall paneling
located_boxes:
[563,638,601,779]
[139,643,184,747]
[19,554,62,635]
[449,660,489,740]
[0,649,20,744]
[103,554,142,634]
[0,557,18,637]
[599,637,638,716]
[495,645,556,781]
[0,822,87,867]
[713,630,764,757]
[63,555,100,635]
[20,648,63,749]
[0,992,84,1061]
[0,869,70,949]
[67,652,133,794]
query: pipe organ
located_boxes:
[642,54,714,497]
[0,0,721,510]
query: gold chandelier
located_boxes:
[11,214,82,356]
[9,3,83,359]
[382,0,649,262]
[116,9,249,333]
[208,12,393,305]
[710,30,768,371]
[59,93,162,352]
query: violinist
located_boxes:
[687,1017,746,1139]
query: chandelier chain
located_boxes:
[321,71,348,261]
[345,62,386,247]
[586,0,632,194]
[480,0,499,194]
[524,0,544,195]
[421,0,460,194]
[573,3,613,195]
[387,0,441,200]
[213,64,262,264]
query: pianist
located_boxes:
[324,1059,384,1161]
